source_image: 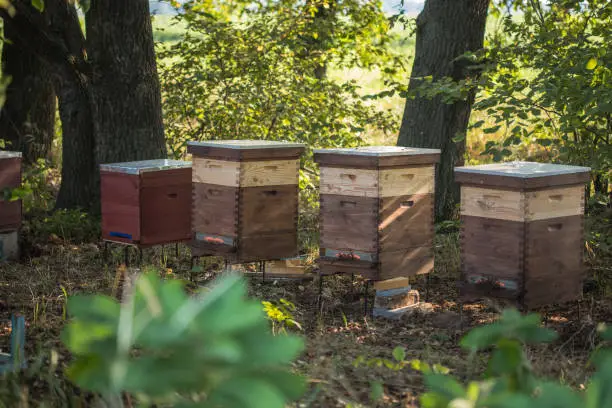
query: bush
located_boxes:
[61,271,306,407]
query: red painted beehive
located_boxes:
[188,140,305,262]
[314,146,441,281]
[455,161,591,308]
[100,159,192,246]
[0,151,22,232]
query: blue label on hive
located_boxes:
[109,231,133,240]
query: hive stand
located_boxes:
[455,161,591,310]
[313,146,441,313]
[0,151,22,262]
[187,140,305,279]
[100,159,192,266]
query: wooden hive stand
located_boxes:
[313,146,441,313]
[100,159,192,265]
[187,140,305,279]
[455,161,591,309]
[0,151,22,262]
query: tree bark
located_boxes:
[1,0,167,213]
[0,16,56,164]
[397,0,490,221]
[86,0,166,167]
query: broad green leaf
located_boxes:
[586,58,597,70]
[31,0,44,12]
[393,346,406,362]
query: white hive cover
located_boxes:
[314,146,440,156]
[0,151,22,159]
[187,140,305,149]
[100,159,191,175]
[455,161,591,178]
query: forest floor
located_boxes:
[2,207,612,407]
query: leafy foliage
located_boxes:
[62,271,306,407]
[158,0,404,163]
[419,309,612,408]
[472,0,611,190]
[262,298,302,334]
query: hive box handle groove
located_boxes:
[340,173,357,181]
[340,200,357,207]
[547,223,563,232]
[400,200,415,208]
[167,193,178,199]
[548,194,563,202]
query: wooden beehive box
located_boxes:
[188,140,305,262]
[100,159,192,246]
[314,146,441,281]
[0,151,22,233]
[455,161,591,308]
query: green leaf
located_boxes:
[483,125,502,134]
[586,58,598,70]
[31,0,44,12]
[370,381,384,402]
[392,346,406,362]
[423,374,465,400]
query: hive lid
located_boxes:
[314,146,441,156]
[188,140,305,149]
[314,146,440,168]
[0,151,22,159]
[100,159,191,175]
[187,139,305,161]
[455,161,591,189]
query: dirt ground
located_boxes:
[1,226,611,407]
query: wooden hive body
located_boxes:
[314,146,441,281]
[455,161,591,308]
[188,140,305,262]
[0,152,22,233]
[100,159,192,246]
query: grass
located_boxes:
[1,204,611,406]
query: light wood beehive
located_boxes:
[455,161,591,308]
[314,146,441,281]
[188,140,305,262]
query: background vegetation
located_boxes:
[0,0,611,407]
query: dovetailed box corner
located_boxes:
[189,140,305,262]
[315,146,440,281]
[456,161,590,308]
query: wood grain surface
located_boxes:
[240,160,299,187]
[192,183,238,237]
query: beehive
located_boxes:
[455,161,591,308]
[188,140,305,262]
[100,159,192,246]
[314,146,441,281]
[0,151,22,233]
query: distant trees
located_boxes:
[0,0,166,212]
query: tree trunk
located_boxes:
[397,0,490,221]
[86,0,166,168]
[0,14,56,164]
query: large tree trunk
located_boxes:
[86,0,166,167]
[397,0,490,221]
[1,0,166,213]
[0,17,56,164]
